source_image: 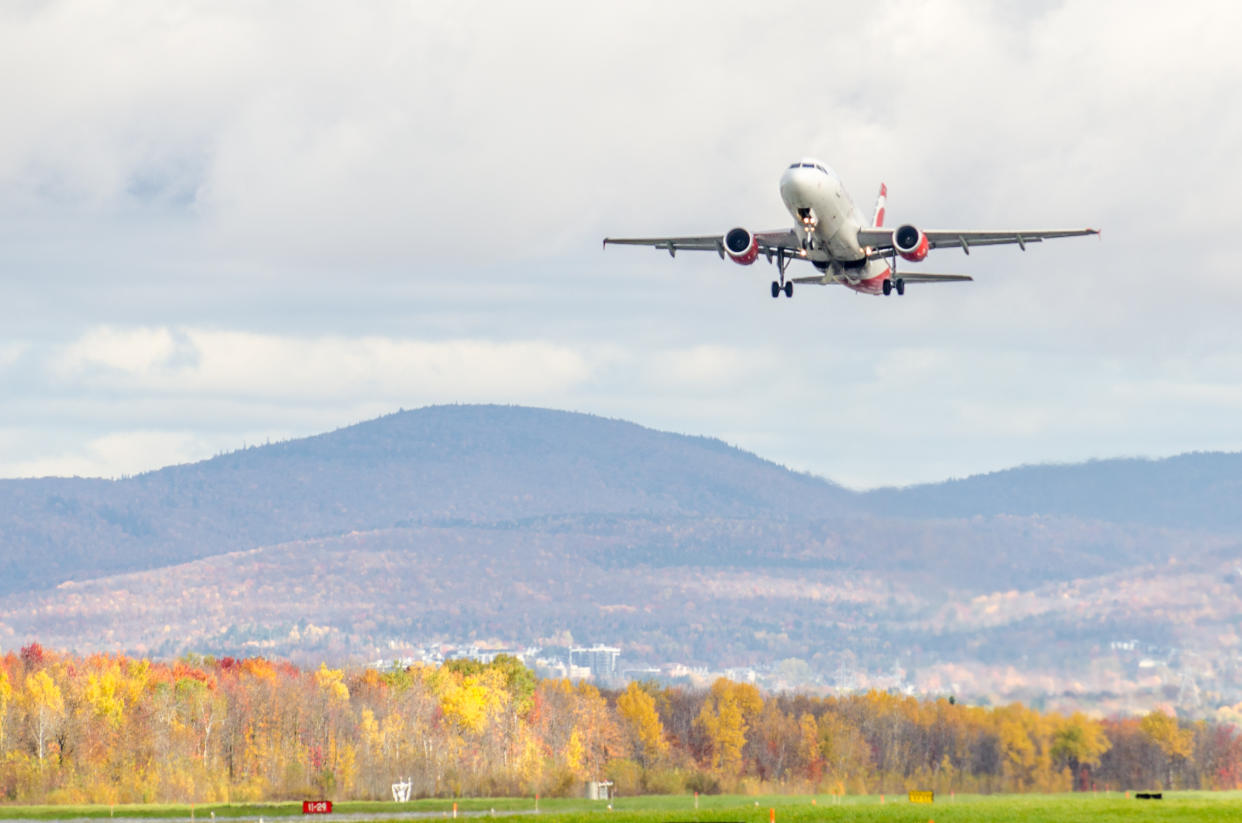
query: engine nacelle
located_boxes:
[893,224,930,263]
[724,227,759,265]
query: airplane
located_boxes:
[603,158,1098,298]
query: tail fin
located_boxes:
[872,183,887,227]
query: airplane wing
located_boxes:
[603,230,800,258]
[856,227,1098,257]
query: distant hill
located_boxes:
[862,452,1242,529]
[3,404,1242,709]
[0,405,855,595]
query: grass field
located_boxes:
[2,792,1242,822]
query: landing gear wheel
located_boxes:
[882,278,893,296]
[896,278,905,296]
[771,281,780,299]
[784,282,793,298]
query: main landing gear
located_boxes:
[882,249,906,297]
[771,248,794,298]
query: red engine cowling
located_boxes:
[893,224,929,262]
[724,227,759,265]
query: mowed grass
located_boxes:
[2,792,1242,822]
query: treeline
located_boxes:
[0,644,1238,804]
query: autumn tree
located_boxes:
[0,667,11,750]
[1051,712,1111,789]
[1140,709,1194,789]
[696,678,763,778]
[1,650,1241,803]
[615,681,668,768]
[21,669,64,767]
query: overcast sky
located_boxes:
[2,1,1240,488]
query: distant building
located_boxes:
[621,666,661,681]
[571,645,620,679]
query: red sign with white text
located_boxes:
[303,801,332,814]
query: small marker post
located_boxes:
[769,808,775,823]
[453,803,458,818]
[881,794,886,804]
[694,792,699,810]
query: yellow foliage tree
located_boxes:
[0,668,11,748]
[315,664,350,703]
[437,668,507,735]
[84,665,125,728]
[615,682,668,767]
[21,670,64,766]
[992,703,1054,791]
[797,712,822,781]
[696,678,763,777]
[565,728,586,780]
[1051,712,1111,786]
[1140,709,1194,788]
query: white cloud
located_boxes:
[0,342,27,370]
[0,429,219,480]
[53,326,594,400]
[7,321,1242,487]
[2,1,1242,487]
[645,345,767,391]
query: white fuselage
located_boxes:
[778,159,891,288]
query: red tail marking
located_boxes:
[873,183,887,228]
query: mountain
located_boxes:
[0,405,855,595]
[865,452,1242,530]
[1,404,1240,711]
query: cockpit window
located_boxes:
[789,161,830,175]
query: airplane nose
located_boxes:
[780,167,815,204]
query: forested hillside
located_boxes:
[866,452,1242,529]
[2,405,1241,708]
[0,406,854,595]
[1,647,1237,804]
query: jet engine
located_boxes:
[893,224,930,262]
[724,227,759,265]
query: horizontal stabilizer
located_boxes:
[790,273,973,286]
[898,273,974,283]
